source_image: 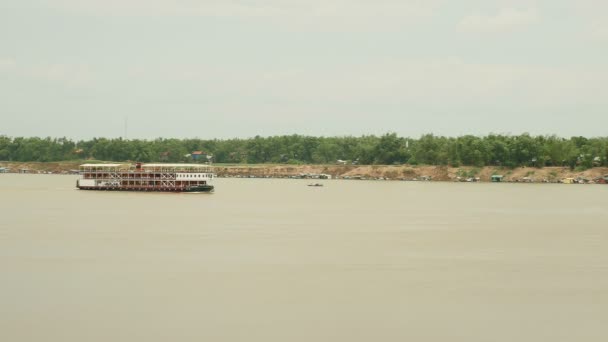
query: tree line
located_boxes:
[1,134,607,169]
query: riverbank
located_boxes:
[2,161,607,183]
[216,164,607,183]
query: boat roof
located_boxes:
[80,163,125,167]
[79,163,212,170]
[142,163,210,168]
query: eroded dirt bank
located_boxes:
[2,161,607,183]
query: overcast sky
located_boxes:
[1,0,606,139]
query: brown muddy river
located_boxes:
[1,174,607,341]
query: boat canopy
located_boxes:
[79,163,213,172]
[79,164,129,171]
[142,164,213,172]
[80,164,125,168]
[142,163,210,168]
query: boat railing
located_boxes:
[79,163,214,174]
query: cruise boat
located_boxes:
[76,163,215,192]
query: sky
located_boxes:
[0,0,606,140]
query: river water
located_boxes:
[1,174,607,341]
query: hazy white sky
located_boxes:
[0,0,606,139]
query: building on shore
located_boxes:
[491,175,504,182]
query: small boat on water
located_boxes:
[308,183,323,187]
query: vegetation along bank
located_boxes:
[1,133,607,183]
[1,133,607,169]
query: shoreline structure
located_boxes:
[1,161,607,183]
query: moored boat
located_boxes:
[76,163,215,192]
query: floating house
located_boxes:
[191,151,205,161]
[491,175,504,182]
[0,167,8,173]
[191,151,211,163]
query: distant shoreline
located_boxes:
[2,161,607,184]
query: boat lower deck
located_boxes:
[77,185,214,192]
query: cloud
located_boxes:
[44,0,439,17]
[126,57,608,113]
[457,8,538,34]
[564,0,608,42]
[0,58,17,72]
[34,63,94,87]
[274,0,441,32]
[51,0,282,17]
[582,21,608,42]
[591,24,608,41]
[300,59,605,108]
[0,59,94,88]
[33,0,441,32]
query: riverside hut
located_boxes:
[491,175,504,182]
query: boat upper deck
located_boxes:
[79,163,214,173]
